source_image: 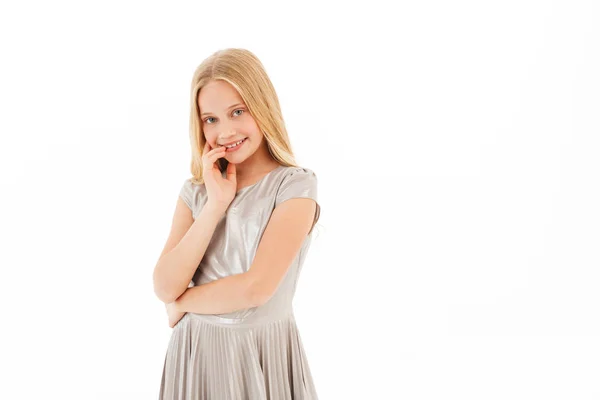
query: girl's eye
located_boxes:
[203,109,244,124]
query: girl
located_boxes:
[154,48,321,399]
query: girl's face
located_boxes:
[198,80,265,165]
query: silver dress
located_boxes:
[159,165,321,400]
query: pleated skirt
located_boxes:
[158,311,318,400]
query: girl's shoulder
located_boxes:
[248,164,318,190]
[277,165,318,180]
[273,165,319,206]
[178,178,207,218]
[178,165,318,214]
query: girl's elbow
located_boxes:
[153,279,180,304]
[154,287,177,304]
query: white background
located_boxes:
[1,1,599,399]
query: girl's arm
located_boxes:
[164,280,195,328]
[173,271,257,314]
[174,198,317,315]
[153,200,226,303]
[165,301,186,328]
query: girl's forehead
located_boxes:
[198,81,243,108]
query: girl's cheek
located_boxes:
[203,133,217,148]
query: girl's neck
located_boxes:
[234,159,280,183]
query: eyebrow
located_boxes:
[200,103,244,117]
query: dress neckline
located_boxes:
[233,165,284,194]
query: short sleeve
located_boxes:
[275,168,321,230]
[179,178,194,213]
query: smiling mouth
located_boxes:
[221,138,247,149]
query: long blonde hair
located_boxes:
[186,48,298,185]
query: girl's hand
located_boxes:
[165,301,186,328]
[202,141,237,211]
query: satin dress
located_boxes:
[158,165,321,400]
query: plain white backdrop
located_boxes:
[1,1,599,399]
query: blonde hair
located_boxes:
[186,48,298,185]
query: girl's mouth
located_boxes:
[224,137,247,152]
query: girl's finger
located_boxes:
[202,147,225,163]
[204,150,227,167]
[225,161,236,181]
[209,146,226,155]
[204,147,226,160]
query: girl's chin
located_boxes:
[224,151,246,161]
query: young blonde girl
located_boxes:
[153,48,321,399]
